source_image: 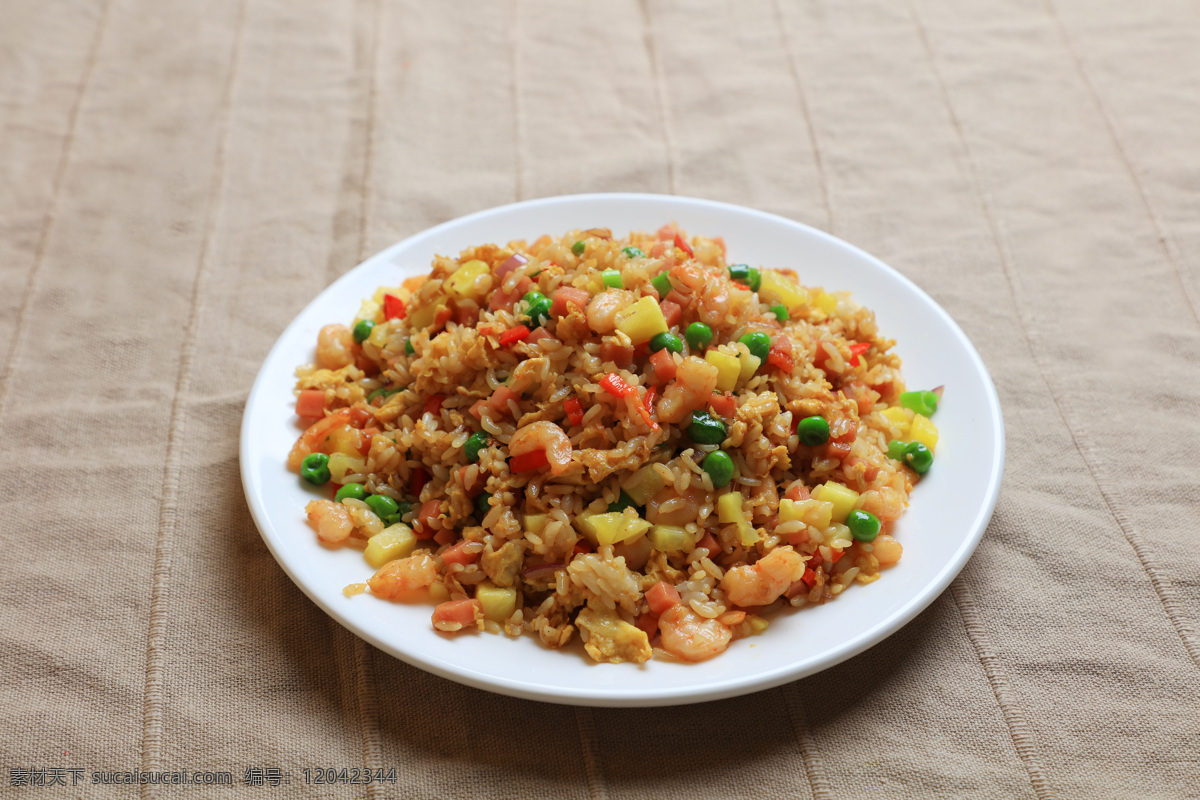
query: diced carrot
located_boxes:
[551,286,590,317]
[635,611,660,638]
[527,327,552,346]
[468,399,489,420]
[489,386,520,416]
[347,406,372,428]
[650,349,677,382]
[660,300,682,328]
[433,306,453,328]
[424,394,445,416]
[767,336,794,373]
[786,528,810,546]
[645,580,682,615]
[708,392,737,418]
[433,529,457,547]
[353,346,378,376]
[573,539,594,555]
[416,499,442,535]
[358,427,379,456]
[801,567,817,588]
[564,397,584,427]
[830,548,844,564]
[383,293,406,320]
[441,540,479,565]
[656,224,677,241]
[498,325,530,346]
[824,441,852,460]
[831,417,858,443]
[673,231,694,258]
[784,482,811,502]
[296,389,326,419]
[665,289,688,308]
[432,599,481,627]
[509,449,549,473]
[697,532,721,555]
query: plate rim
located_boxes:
[240,191,1005,706]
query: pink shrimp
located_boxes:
[720,546,806,607]
[658,605,733,662]
[368,552,439,599]
[508,421,573,476]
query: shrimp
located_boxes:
[368,551,438,599]
[508,421,573,476]
[858,487,907,523]
[873,535,903,566]
[668,263,733,325]
[645,485,708,526]
[305,499,353,544]
[316,324,355,369]
[720,546,806,607]
[658,604,732,662]
[656,356,719,424]
[586,289,635,334]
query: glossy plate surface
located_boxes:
[241,193,1004,707]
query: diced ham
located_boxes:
[650,348,677,382]
[551,286,590,317]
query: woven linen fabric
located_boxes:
[2,0,1198,797]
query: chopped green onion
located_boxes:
[899,391,939,416]
[601,269,623,289]
[651,272,673,298]
[621,246,645,259]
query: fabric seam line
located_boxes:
[636,0,677,195]
[0,0,113,421]
[140,1,250,796]
[782,685,833,800]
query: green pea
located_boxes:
[899,391,939,417]
[769,304,788,322]
[607,490,639,513]
[685,322,713,350]
[728,264,762,292]
[688,410,727,445]
[475,492,492,517]
[846,509,881,542]
[365,494,399,518]
[464,430,491,463]
[739,332,771,361]
[405,339,415,356]
[352,319,375,344]
[651,272,673,298]
[887,440,910,460]
[572,240,586,256]
[622,246,645,259]
[601,269,623,289]
[796,416,830,446]
[904,441,933,474]
[383,501,413,527]
[526,297,552,327]
[649,332,683,354]
[300,453,331,485]
[335,483,367,502]
[702,449,734,489]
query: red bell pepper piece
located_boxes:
[673,231,694,258]
[564,397,584,427]
[509,449,549,473]
[848,341,870,366]
[424,394,445,416]
[499,325,530,347]
[383,293,406,320]
[708,392,737,418]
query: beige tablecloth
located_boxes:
[3,0,1198,797]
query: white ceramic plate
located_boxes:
[241,193,1003,707]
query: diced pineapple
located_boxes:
[737,350,761,383]
[366,318,393,348]
[326,425,364,457]
[579,511,652,546]
[443,259,490,302]
[880,406,912,437]
[813,290,838,314]
[706,350,741,392]
[759,270,809,311]
[428,582,450,603]
[909,413,939,454]
[812,482,860,524]
[407,297,444,329]
[476,582,518,622]
[778,498,834,530]
[620,465,667,506]
[747,615,769,635]
[523,513,549,535]
[614,295,668,343]
[357,298,382,323]
[717,492,759,546]
[648,524,692,553]
[327,452,366,483]
[364,524,417,568]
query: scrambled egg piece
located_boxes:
[576,607,652,664]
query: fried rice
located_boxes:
[287,224,941,664]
